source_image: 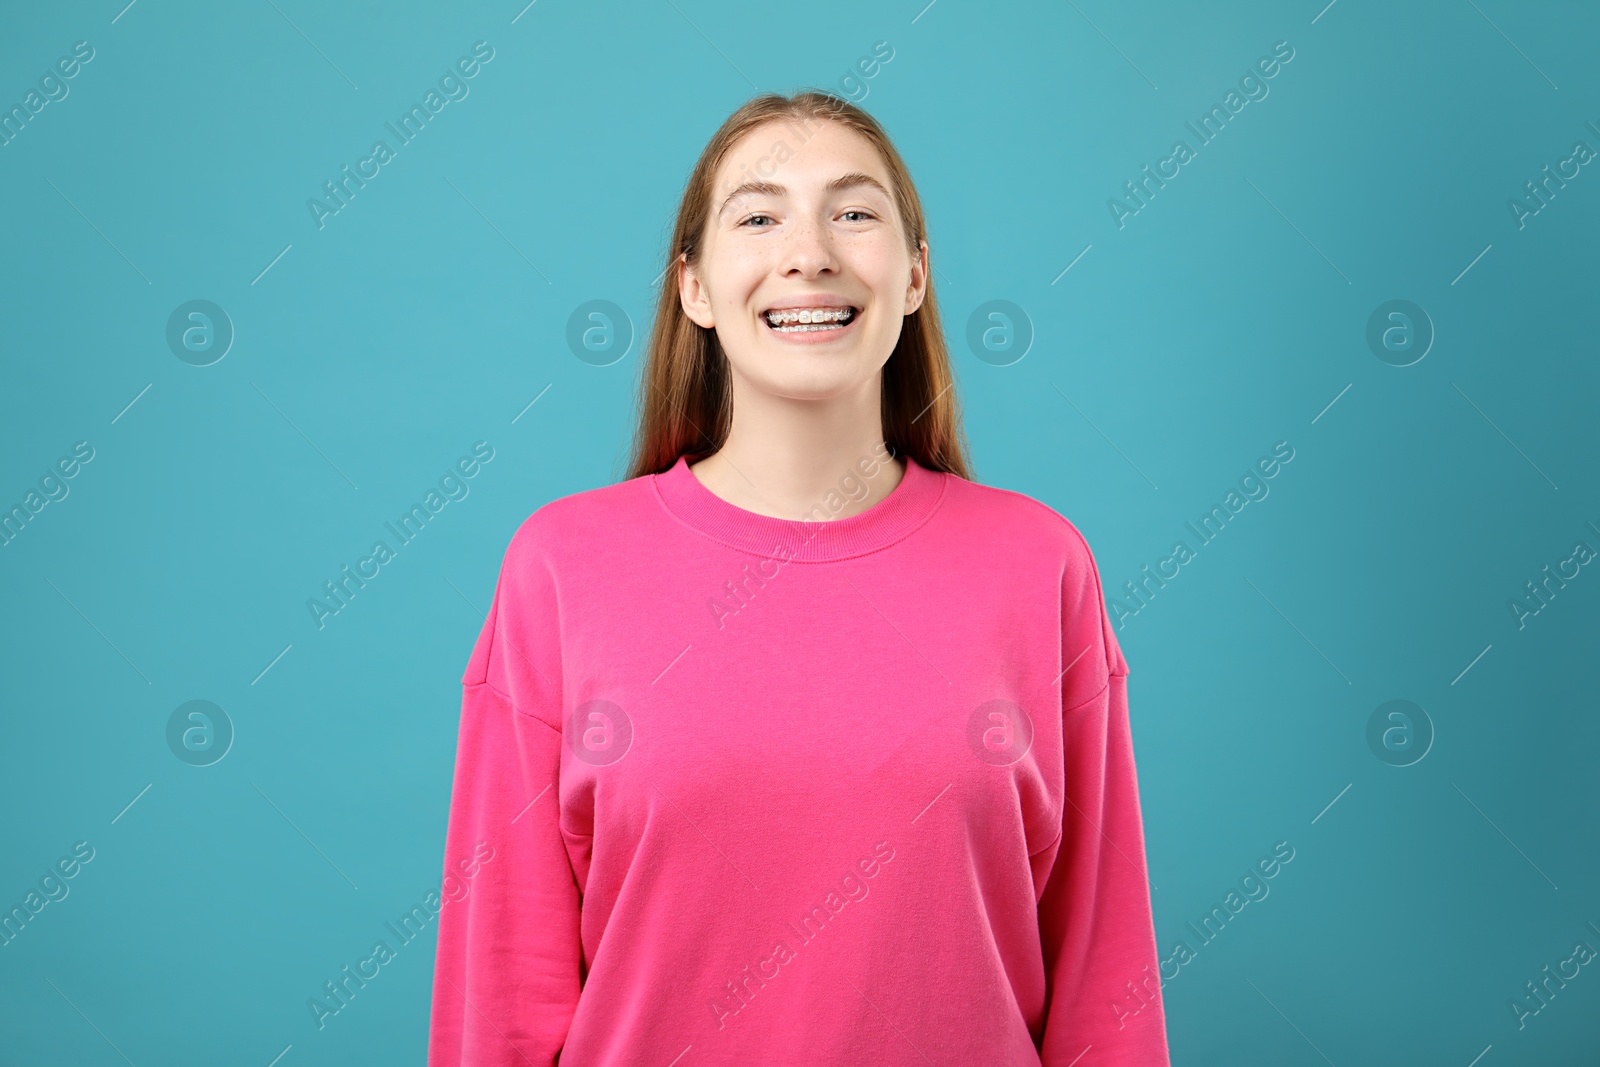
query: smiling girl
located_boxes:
[428,90,1171,1066]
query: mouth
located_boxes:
[761,305,859,334]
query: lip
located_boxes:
[760,295,859,314]
[760,303,862,345]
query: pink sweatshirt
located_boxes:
[428,451,1171,1065]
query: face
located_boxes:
[679,118,929,402]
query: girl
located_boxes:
[429,90,1170,1066]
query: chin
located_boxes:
[760,364,882,401]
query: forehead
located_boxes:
[714,118,893,200]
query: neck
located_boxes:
[690,374,903,521]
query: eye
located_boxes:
[739,213,776,228]
[842,210,877,222]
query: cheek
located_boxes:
[852,241,913,297]
[717,256,772,315]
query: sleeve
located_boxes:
[428,532,583,1066]
[1035,525,1171,1066]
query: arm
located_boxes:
[429,542,583,1065]
[1036,530,1170,1065]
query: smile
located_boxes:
[761,306,859,335]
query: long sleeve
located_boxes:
[1036,530,1171,1065]
[429,535,582,1065]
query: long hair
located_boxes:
[622,90,973,481]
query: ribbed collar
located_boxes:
[652,452,946,562]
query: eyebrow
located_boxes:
[717,172,893,220]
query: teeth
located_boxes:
[764,306,853,326]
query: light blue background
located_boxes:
[2,1,1597,1064]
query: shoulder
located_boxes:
[942,472,1128,682]
[939,471,1107,577]
[501,468,658,566]
[464,472,655,700]
[478,469,656,636]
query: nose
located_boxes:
[781,214,838,275]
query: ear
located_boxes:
[678,252,716,328]
[904,239,929,316]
